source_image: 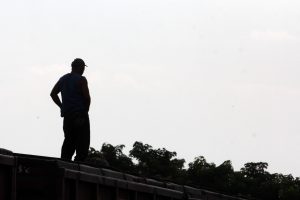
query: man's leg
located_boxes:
[61,116,77,160]
[74,114,90,162]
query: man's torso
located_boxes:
[59,73,87,116]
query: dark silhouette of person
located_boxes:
[50,58,91,162]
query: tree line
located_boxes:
[86,141,300,200]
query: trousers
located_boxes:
[61,112,90,162]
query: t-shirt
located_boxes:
[58,73,87,116]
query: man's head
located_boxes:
[71,58,87,75]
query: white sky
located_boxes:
[1,0,300,176]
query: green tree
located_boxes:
[239,162,279,200]
[241,162,269,178]
[277,175,300,200]
[129,141,185,180]
[86,147,109,167]
[87,143,134,172]
[86,142,300,200]
[187,156,216,189]
[101,143,134,172]
[214,160,235,192]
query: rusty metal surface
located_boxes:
[0,153,16,200]
[0,153,248,200]
[0,154,15,166]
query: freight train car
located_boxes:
[0,153,16,200]
[0,152,248,200]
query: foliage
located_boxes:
[87,141,300,200]
[129,141,185,180]
[87,143,133,172]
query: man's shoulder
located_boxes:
[81,76,87,81]
[59,73,71,81]
[79,76,88,85]
[59,73,87,84]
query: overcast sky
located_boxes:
[1,0,300,176]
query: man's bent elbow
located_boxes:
[50,92,59,101]
[85,97,91,105]
[50,92,56,98]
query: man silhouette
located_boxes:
[50,58,91,161]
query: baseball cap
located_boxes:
[71,58,88,68]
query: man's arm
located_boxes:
[80,77,91,112]
[50,81,62,109]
